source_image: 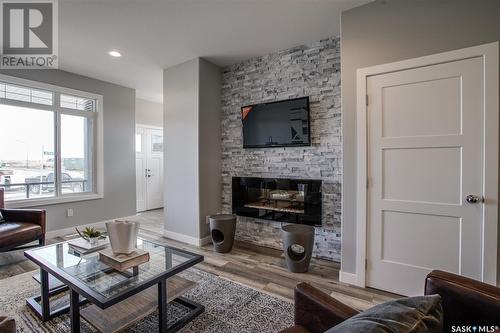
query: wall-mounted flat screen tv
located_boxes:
[241,97,310,148]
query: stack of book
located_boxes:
[99,248,150,272]
[68,237,109,255]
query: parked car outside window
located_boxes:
[25,172,84,193]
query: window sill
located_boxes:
[4,193,103,209]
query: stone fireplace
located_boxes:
[220,37,341,262]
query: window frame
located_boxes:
[0,74,104,208]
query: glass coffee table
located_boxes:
[24,238,204,333]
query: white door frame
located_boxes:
[355,42,499,288]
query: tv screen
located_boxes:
[241,97,310,148]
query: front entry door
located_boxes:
[366,56,484,296]
[136,126,164,212]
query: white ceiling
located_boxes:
[59,0,371,103]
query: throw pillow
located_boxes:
[326,295,443,333]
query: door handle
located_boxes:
[465,194,483,204]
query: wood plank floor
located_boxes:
[0,209,398,311]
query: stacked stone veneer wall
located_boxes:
[220,37,341,261]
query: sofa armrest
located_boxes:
[0,209,46,232]
[0,316,16,333]
[293,283,359,333]
[425,270,500,331]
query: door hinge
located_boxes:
[366,178,369,189]
[365,259,368,270]
[365,94,369,106]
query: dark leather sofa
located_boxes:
[0,188,46,252]
[280,270,500,333]
[0,315,16,333]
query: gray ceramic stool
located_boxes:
[282,224,315,273]
[208,214,237,253]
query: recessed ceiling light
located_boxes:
[108,50,122,57]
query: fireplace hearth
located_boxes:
[232,177,322,226]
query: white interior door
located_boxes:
[136,126,164,212]
[366,57,484,296]
[145,129,164,210]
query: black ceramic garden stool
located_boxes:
[208,214,237,253]
[281,224,315,273]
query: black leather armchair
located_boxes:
[0,188,46,252]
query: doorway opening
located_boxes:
[136,125,163,212]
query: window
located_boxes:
[60,114,94,194]
[0,82,53,105]
[151,134,163,153]
[135,134,142,153]
[0,75,102,205]
[60,94,96,111]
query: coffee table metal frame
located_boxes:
[24,238,204,333]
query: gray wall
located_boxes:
[164,59,201,239]
[341,0,500,274]
[198,58,222,238]
[221,37,342,261]
[0,69,136,231]
[163,58,222,241]
[136,98,163,127]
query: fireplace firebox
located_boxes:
[232,177,322,226]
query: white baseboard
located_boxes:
[46,221,106,239]
[163,230,211,247]
[339,271,359,286]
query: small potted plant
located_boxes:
[76,226,103,246]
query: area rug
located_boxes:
[0,268,294,332]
